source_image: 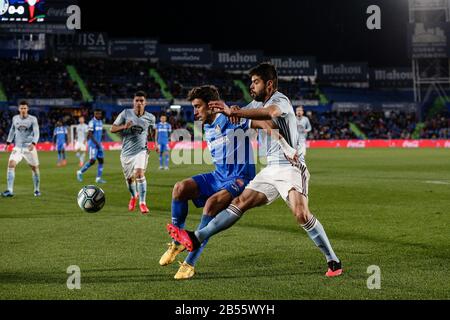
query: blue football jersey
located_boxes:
[53,126,67,144]
[156,122,171,144]
[88,118,103,147]
[204,114,256,181]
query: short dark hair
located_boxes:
[134,91,147,98]
[19,100,29,107]
[249,62,278,89]
[187,85,220,103]
[94,108,102,113]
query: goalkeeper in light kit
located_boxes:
[2,100,41,197]
[111,91,156,214]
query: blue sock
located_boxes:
[171,199,188,246]
[171,199,188,228]
[165,153,169,167]
[302,215,339,263]
[195,205,242,243]
[62,152,66,160]
[97,163,104,178]
[57,151,61,162]
[32,170,40,192]
[159,153,163,167]
[136,177,147,204]
[7,168,15,193]
[80,161,92,173]
[185,214,213,266]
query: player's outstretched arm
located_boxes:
[209,100,281,120]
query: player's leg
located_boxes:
[3,156,18,197]
[79,143,86,167]
[78,146,97,181]
[133,151,149,213]
[159,177,200,266]
[164,145,169,169]
[180,189,233,275]
[158,144,163,169]
[288,189,341,276]
[30,165,41,196]
[168,188,268,252]
[23,147,40,196]
[95,148,105,183]
[120,154,138,211]
[56,145,62,166]
[61,146,67,166]
[171,178,200,228]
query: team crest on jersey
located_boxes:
[215,125,221,135]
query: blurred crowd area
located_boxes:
[1,108,448,143]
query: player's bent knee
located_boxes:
[90,159,96,165]
[172,181,185,200]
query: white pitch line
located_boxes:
[424,180,450,185]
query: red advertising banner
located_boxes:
[1,140,450,152]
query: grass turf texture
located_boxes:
[0,149,449,299]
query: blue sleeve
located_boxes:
[227,117,250,131]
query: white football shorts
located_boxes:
[9,146,40,167]
[120,150,149,179]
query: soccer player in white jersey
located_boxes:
[74,116,89,167]
[2,101,41,197]
[111,91,156,214]
[167,63,342,277]
[296,106,311,158]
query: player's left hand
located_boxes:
[28,144,35,152]
[209,100,232,117]
[155,144,160,153]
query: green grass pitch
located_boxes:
[0,148,449,299]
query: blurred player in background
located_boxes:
[296,106,311,158]
[2,101,41,197]
[111,91,156,214]
[74,116,89,167]
[77,109,106,184]
[155,114,171,170]
[53,121,68,167]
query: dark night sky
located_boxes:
[81,0,410,67]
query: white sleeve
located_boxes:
[113,111,126,126]
[270,97,291,118]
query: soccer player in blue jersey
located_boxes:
[155,114,171,170]
[53,121,68,167]
[77,109,106,183]
[160,85,285,280]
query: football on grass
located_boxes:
[77,185,105,213]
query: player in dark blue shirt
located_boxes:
[53,121,68,167]
[155,115,172,170]
[77,109,106,183]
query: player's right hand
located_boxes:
[209,100,232,117]
[230,106,241,124]
[124,121,133,129]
